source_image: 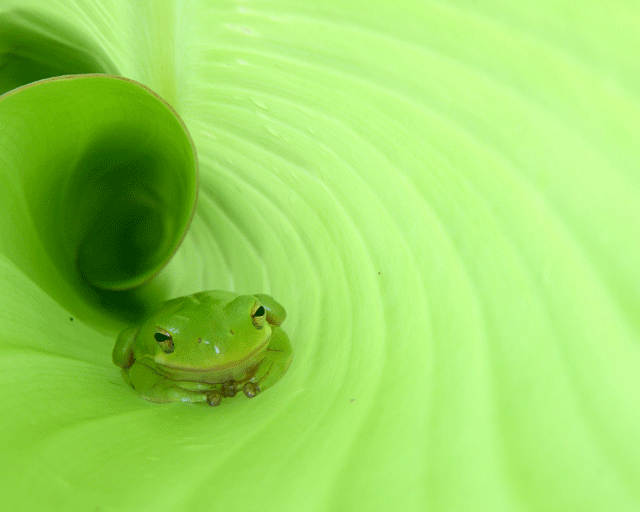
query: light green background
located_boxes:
[0,1,639,511]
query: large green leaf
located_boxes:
[1,1,639,511]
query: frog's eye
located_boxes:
[155,329,174,353]
[251,304,266,329]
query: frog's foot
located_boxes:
[210,380,258,402]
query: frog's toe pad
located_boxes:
[243,382,261,398]
[206,391,222,406]
[221,380,238,397]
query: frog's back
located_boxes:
[151,290,237,321]
[190,290,239,307]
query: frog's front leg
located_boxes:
[128,362,222,406]
[112,326,138,369]
[242,326,293,398]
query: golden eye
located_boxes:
[155,329,174,353]
[251,304,266,329]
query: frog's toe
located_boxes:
[221,380,238,397]
[206,391,222,406]
[243,382,261,398]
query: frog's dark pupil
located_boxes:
[155,332,171,342]
[254,306,265,317]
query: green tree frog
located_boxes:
[112,291,292,406]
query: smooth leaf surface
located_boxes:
[1,1,639,511]
[0,8,118,94]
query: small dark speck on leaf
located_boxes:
[377,272,381,275]
[350,399,355,402]
[69,317,74,321]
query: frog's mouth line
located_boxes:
[152,336,270,373]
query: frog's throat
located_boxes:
[151,336,270,373]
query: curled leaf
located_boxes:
[0,74,198,292]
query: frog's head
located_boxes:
[133,293,272,382]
